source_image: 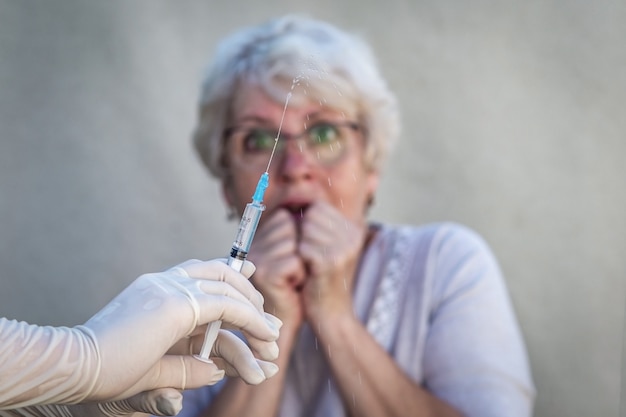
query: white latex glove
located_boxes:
[0,259,281,415]
[0,389,183,417]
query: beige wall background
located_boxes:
[1,1,624,416]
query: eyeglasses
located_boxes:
[223,121,361,170]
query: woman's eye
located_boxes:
[243,130,275,152]
[310,124,339,145]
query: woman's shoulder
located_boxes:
[376,222,499,289]
[393,222,504,303]
[377,221,489,252]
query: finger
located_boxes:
[167,336,194,356]
[303,201,359,240]
[166,259,204,279]
[213,258,257,287]
[211,331,278,385]
[254,210,298,247]
[228,326,280,362]
[192,286,279,341]
[243,313,283,361]
[170,259,204,270]
[253,235,297,257]
[167,311,281,358]
[123,388,183,416]
[240,333,280,361]
[83,388,182,416]
[212,356,279,383]
[196,279,259,308]
[301,211,341,244]
[250,256,305,286]
[184,260,265,311]
[139,355,226,392]
[240,260,256,278]
[258,359,280,380]
[179,318,280,362]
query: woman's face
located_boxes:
[222,84,379,227]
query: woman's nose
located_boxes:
[275,139,313,182]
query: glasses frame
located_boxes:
[222,121,362,170]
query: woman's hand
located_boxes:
[248,209,307,332]
[298,201,367,323]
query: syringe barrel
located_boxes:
[195,174,269,364]
[230,201,265,259]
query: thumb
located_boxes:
[96,388,183,416]
[239,260,256,278]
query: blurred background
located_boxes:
[0,1,624,416]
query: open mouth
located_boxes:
[281,203,310,225]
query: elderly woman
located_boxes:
[181,15,535,417]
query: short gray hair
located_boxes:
[193,15,400,180]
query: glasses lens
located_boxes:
[308,123,345,163]
[242,129,276,153]
[225,127,276,171]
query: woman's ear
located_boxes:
[365,170,380,209]
[221,179,238,220]
[366,170,380,198]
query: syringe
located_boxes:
[194,171,269,363]
[194,84,288,363]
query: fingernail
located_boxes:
[265,313,283,331]
[259,361,279,378]
[244,361,266,385]
[156,391,183,415]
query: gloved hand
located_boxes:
[0,389,183,417]
[0,259,281,414]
